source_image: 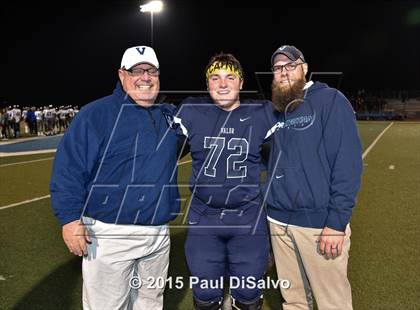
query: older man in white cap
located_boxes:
[50,46,180,310]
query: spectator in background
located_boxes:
[12,105,22,138]
[35,108,43,136]
[0,108,7,139]
[6,106,14,138]
[26,107,37,135]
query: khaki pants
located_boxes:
[82,218,170,310]
[269,222,352,310]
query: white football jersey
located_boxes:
[13,108,22,122]
[35,111,43,121]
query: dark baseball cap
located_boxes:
[271,45,305,65]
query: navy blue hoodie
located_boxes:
[50,83,180,226]
[266,81,363,232]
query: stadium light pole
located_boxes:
[140,1,163,47]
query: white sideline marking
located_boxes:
[362,122,394,159]
[177,159,192,166]
[0,195,50,211]
[389,165,395,170]
[0,149,56,157]
[0,157,54,168]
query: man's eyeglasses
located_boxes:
[125,67,159,77]
[272,62,305,73]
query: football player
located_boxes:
[174,53,275,310]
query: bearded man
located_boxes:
[266,45,363,310]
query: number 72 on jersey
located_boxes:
[203,136,249,178]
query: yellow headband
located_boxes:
[206,62,243,80]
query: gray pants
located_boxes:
[82,218,170,310]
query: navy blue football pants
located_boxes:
[185,200,269,303]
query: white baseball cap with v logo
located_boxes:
[120,46,159,70]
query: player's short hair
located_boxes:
[205,52,244,80]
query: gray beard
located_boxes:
[271,78,306,113]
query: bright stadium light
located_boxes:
[140,0,163,13]
[140,1,163,47]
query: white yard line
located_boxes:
[0,149,56,157]
[362,122,394,159]
[0,157,54,168]
[177,159,192,166]
[0,195,51,211]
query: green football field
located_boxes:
[0,121,419,309]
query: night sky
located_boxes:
[1,0,420,107]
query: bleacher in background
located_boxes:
[352,90,420,120]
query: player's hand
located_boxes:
[62,220,91,257]
[317,226,345,259]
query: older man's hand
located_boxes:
[62,220,91,257]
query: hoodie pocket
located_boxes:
[272,166,314,210]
